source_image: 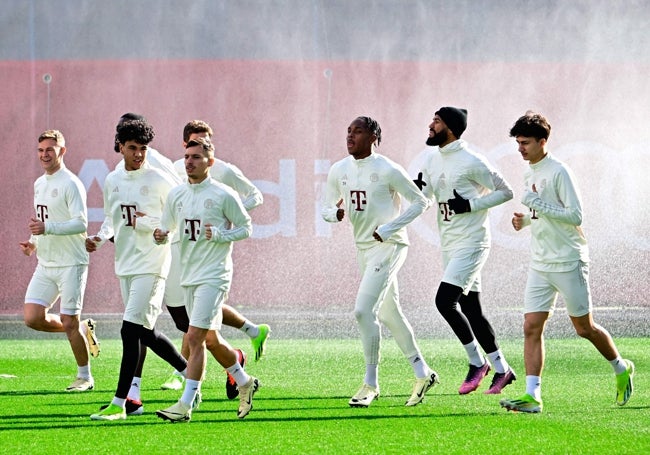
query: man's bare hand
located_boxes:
[153,228,169,244]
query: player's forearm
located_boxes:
[522,191,582,225]
[470,175,513,212]
[210,224,252,243]
[376,196,427,240]
[242,190,264,211]
[44,217,87,236]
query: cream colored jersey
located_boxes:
[322,153,429,250]
[102,148,183,243]
[421,140,513,251]
[519,153,589,271]
[102,166,175,277]
[160,177,252,290]
[173,157,263,211]
[31,164,89,267]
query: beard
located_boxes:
[426,128,448,146]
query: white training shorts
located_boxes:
[184,283,226,330]
[441,247,490,295]
[524,261,591,317]
[24,263,88,316]
[163,242,184,308]
[119,274,166,330]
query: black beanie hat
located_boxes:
[435,107,468,138]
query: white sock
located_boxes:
[463,340,485,367]
[77,364,91,380]
[128,377,141,401]
[610,357,628,375]
[364,364,379,388]
[240,320,259,338]
[525,375,542,401]
[111,397,126,408]
[180,379,201,407]
[486,349,509,374]
[226,362,251,387]
[408,353,429,378]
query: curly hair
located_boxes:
[116,120,155,146]
[114,113,147,152]
[509,111,551,141]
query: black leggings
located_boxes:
[167,305,190,333]
[435,282,498,353]
[115,321,187,398]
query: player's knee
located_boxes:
[435,296,456,316]
[354,307,374,324]
[205,335,219,351]
[435,282,463,316]
[174,318,189,333]
[24,317,40,330]
[23,305,44,329]
[168,307,190,333]
[139,327,158,346]
[186,329,206,349]
[523,320,543,339]
[60,315,78,332]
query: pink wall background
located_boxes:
[1,59,649,316]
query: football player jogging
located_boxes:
[20,129,99,393]
[418,107,516,395]
[88,120,188,421]
[322,116,439,408]
[101,112,185,410]
[160,120,270,399]
[155,136,259,422]
[499,112,634,413]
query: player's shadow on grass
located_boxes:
[0,390,80,397]
[1,401,647,430]
[0,408,500,431]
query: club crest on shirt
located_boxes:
[370,173,379,183]
[50,188,59,198]
[204,199,215,209]
[140,186,149,196]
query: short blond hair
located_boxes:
[38,129,65,147]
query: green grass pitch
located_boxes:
[0,338,647,454]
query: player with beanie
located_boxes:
[417,107,517,395]
[434,107,468,140]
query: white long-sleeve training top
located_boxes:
[31,164,89,267]
[160,177,252,290]
[519,153,589,271]
[101,166,176,277]
[421,140,513,251]
[321,152,429,249]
